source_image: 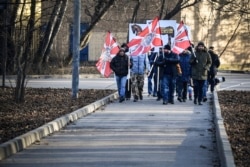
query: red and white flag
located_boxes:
[172,21,191,54]
[96,32,119,78]
[127,16,163,56]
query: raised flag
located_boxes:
[172,21,191,54]
[96,32,119,78]
[127,16,163,56]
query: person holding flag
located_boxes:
[110,47,133,103]
[126,16,163,102]
[155,44,180,105]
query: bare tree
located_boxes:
[33,0,68,73]
[207,0,250,58]
[15,0,36,103]
[64,0,116,65]
[162,0,202,19]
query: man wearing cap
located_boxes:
[110,47,133,103]
[155,44,180,105]
[190,41,212,105]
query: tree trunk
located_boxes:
[42,0,68,65]
[15,0,36,103]
[33,0,62,73]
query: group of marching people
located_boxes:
[110,41,221,105]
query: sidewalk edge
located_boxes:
[0,92,119,161]
[213,87,236,167]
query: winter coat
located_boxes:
[178,51,191,82]
[208,50,220,75]
[190,48,212,80]
[110,54,132,77]
[131,54,150,75]
[155,51,180,78]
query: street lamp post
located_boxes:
[72,0,81,98]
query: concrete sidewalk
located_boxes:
[0,91,224,167]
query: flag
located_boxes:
[172,21,191,54]
[96,32,119,78]
[127,16,163,56]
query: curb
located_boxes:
[213,87,236,167]
[0,92,119,161]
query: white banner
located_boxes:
[147,20,177,49]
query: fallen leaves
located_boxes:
[218,90,250,167]
[0,88,115,144]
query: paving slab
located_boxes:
[0,92,220,167]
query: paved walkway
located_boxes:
[0,92,220,167]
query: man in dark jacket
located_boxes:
[156,44,180,105]
[208,46,220,92]
[176,48,191,102]
[110,48,133,103]
[190,42,212,105]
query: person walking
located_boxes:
[155,44,180,105]
[110,47,133,103]
[131,53,150,102]
[207,46,220,93]
[190,42,212,105]
[147,48,158,97]
[176,48,191,102]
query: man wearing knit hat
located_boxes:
[155,44,180,105]
[190,41,211,105]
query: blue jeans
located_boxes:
[148,74,157,96]
[202,80,208,98]
[115,75,127,99]
[161,75,176,102]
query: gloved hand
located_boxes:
[191,58,198,65]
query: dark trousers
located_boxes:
[193,79,205,103]
[177,80,188,100]
[207,73,216,92]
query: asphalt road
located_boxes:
[216,72,250,91]
[1,72,250,91]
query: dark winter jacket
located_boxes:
[190,48,212,80]
[208,50,220,75]
[178,51,191,82]
[110,54,132,77]
[155,51,180,77]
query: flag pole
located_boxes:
[147,52,158,77]
[183,22,198,62]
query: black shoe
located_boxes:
[153,94,157,97]
[119,97,125,103]
[189,96,192,101]
[163,101,168,105]
[203,97,207,102]
[156,97,161,101]
[182,99,186,102]
[168,100,174,104]
[194,99,197,104]
[139,92,143,100]
[198,102,203,105]
[139,95,143,100]
[133,99,138,102]
[177,97,182,102]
